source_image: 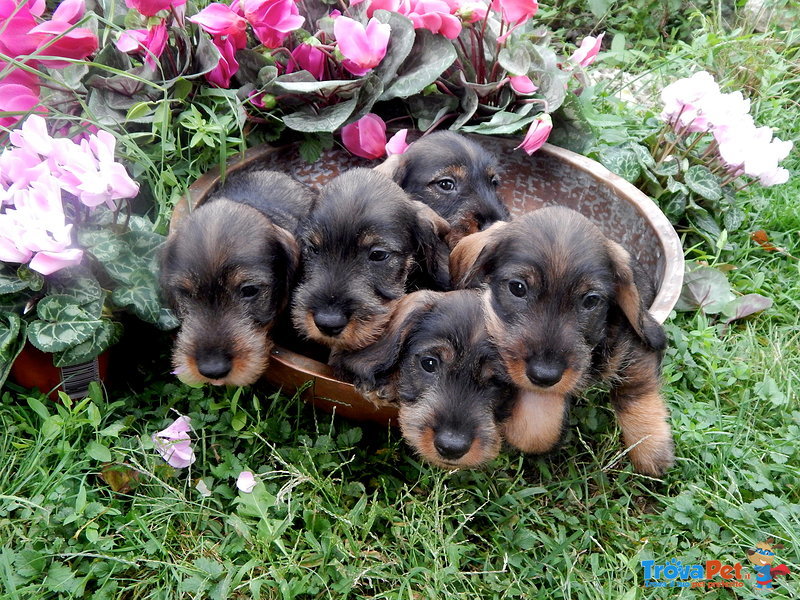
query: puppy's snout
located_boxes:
[434,429,472,461]
[526,360,565,388]
[313,308,349,337]
[196,351,233,381]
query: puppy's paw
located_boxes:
[627,425,674,477]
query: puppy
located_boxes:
[160,170,313,386]
[344,290,515,469]
[450,206,674,476]
[375,131,509,247]
[292,168,451,358]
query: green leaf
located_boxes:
[52,320,121,367]
[372,10,415,85]
[685,165,722,201]
[0,264,29,294]
[460,106,537,135]
[16,266,44,292]
[44,561,79,594]
[549,92,595,154]
[299,135,324,163]
[723,206,745,232]
[675,266,735,314]
[380,29,456,101]
[87,440,113,463]
[78,229,125,262]
[111,271,163,324]
[722,293,772,324]
[498,44,532,76]
[231,411,247,432]
[270,72,360,96]
[654,157,680,177]
[156,308,180,331]
[46,267,104,315]
[0,312,26,388]
[282,97,358,133]
[598,145,641,183]
[450,87,479,131]
[28,296,102,353]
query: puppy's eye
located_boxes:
[435,178,456,192]
[240,285,260,299]
[508,279,527,298]
[490,175,500,187]
[582,292,603,310]
[369,248,390,262]
[420,356,439,373]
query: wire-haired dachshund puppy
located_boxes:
[160,170,314,386]
[343,289,515,469]
[375,131,509,247]
[450,206,674,476]
[292,168,451,357]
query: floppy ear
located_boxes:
[341,291,442,399]
[158,236,180,312]
[449,221,507,289]
[372,153,407,183]
[409,200,451,290]
[268,223,301,312]
[605,239,666,351]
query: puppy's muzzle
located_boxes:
[313,307,349,337]
[434,428,473,461]
[196,349,233,380]
[526,359,566,388]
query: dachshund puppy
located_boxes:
[343,290,515,469]
[292,168,451,357]
[375,131,509,247]
[450,206,674,476]
[160,170,313,386]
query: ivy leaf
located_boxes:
[685,165,722,201]
[52,320,122,367]
[111,270,163,324]
[460,106,537,135]
[498,43,532,75]
[47,266,104,313]
[0,312,26,389]
[380,29,456,101]
[372,10,415,85]
[28,296,103,353]
[598,145,641,183]
[675,266,736,314]
[654,157,680,177]
[282,97,357,133]
[0,264,29,294]
[722,293,773,324]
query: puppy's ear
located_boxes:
[449,221,507,288]
[158,236,180,311]
[605,239,666,351]
[409,200,451,290]
[373,153,408,183]
[344,291,441,397]
[268,223,301,309]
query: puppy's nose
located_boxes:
[196,353,232,380]
[434,429,472,461]
[526,360,564,387]
[313,309,348,337]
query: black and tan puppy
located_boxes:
[344,290,515,469]
[375,131,509,247]
[292,168,451,357]
[450,206,673,476]
[160,170,314,386]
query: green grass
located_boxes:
[2,5,800,600]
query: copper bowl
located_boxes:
[172,137,683,425]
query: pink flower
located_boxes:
[241,0,304,47]
[125,0,186,17]
[28,20,99,68]
[0,0,42,57]
[385,129,409,156]
[28,248,83,275]
[453,0,488,23]
[205,34,241,88]
[334,16,390,77]
[152,415,196,468]
[515,113,552,155]
[491,0,537,25]
[116,23,169,69]
[660,71,720,131]
[570,33,604,68]
[358,0,461,38]
[0,83,42,128]
[236,471,257,492]
[51,0,87,25]
[188,3,248,48]
[509,75,537,94]
[341,113,387,159]
[286,42,326,80]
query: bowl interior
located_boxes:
[174,137,683,423]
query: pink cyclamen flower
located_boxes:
[152,415,196,468]
[28,248,84,275]
[205,34,242,88]
[660,71,720,131]
[51,0,87,24]
[509,75,537,94]
[334,16,390,77]
[341,113,387,159]
[570,33,604,68]
[453,0,488,23]
[491,0,537,25]
[286,42,326,80]
[241,0,305,48]
[28,20,99,68]
[188,3,248,48]
[385,129,409,156]
[516,113,552,155]
[116,23,169,69]
[125,0,186,17]
[0,83,43,128]
[236,471,257,493]
[357,0,462,38]
[0,0,42,58]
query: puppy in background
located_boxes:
[450,206,673,476]
[375,131,509,247]
[160,170,314,386]
[292,168,451,362]
[344,290,515,469]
